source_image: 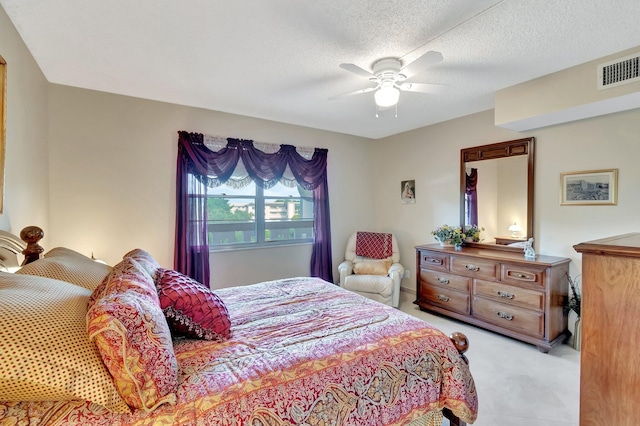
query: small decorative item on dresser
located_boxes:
[431,225,465,248]
[464,225,484,242]
[523,238,536,260]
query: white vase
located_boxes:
[573,317,581,351]
[438,240,453,248]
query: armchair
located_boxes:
[338,232,404,307]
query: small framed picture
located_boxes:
[560,169,618,206]
[401,180,415,204]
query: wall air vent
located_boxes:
[597,52,640,90]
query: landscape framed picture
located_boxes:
[560,169,618,206]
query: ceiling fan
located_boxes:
[330,50,447,113]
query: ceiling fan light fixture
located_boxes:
[374,86,400,107]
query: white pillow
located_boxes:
[353,258,391,275]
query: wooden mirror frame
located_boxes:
[0,55,5,214]
[459,137,535,252]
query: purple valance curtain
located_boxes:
[175,131,333,285]
[465,168,478,227]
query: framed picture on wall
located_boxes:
[560,169,618,206]
[401,180,415,204]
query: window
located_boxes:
[206,180,314,249]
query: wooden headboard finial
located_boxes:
[19,226,44,265]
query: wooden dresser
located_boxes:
[415,244,570,352]
[574,234,640,425]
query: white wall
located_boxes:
[0,6,49,235]
[47,85,376,286]
[372,108,640,290]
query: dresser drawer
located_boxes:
[420,269,470,292]
[419,284,470,316]
[472,297,544,338]
[419,250,449,272]
[501,264,546,289]
[474,279,544,311]
[450,255,499,281]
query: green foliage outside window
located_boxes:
[207,198,253,221]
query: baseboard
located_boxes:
[400,286,416,295]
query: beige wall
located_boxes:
[372,108,640,291]
[496,46,640,131]
[0,6,49,235]
[47,85,376,286]
[496,155,528,236]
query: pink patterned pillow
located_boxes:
[123,248,161,282]
[87,291,178,412]
[90,257,158,305]
[157,268,231,341]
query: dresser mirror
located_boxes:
[459,137,535,252]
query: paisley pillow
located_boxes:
[89,257,158,305]
[157,268,231,341]
[87,291,178,412]
[123,248,161,282]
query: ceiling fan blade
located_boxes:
[339,63,376,79]
[399,82,447,94]
[400,51,443,77]
[328,86,377,100]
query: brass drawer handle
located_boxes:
[496,290,515,299]
[512,272,530,279]
[495,311,513,321]
[437,277,450,284]
[437,294,450,302]
[465,264,480,272]
[427,258,441,264]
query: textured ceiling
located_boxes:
[2,0,640,139]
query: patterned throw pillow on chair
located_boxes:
[156,268,231,341]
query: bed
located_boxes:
[0,226,477,425]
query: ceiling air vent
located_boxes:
[597,52,640,90]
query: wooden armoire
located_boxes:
[574,233,640,425]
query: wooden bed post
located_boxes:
[443,331,470,426]
[19,226,44,265]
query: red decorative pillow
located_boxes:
[355,231,393,259]
[156,268,231,341]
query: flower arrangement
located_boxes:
[566,273,581,317]
[464,224,485,242]
[431,225,466,246]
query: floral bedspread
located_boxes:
[1,277,477,425]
